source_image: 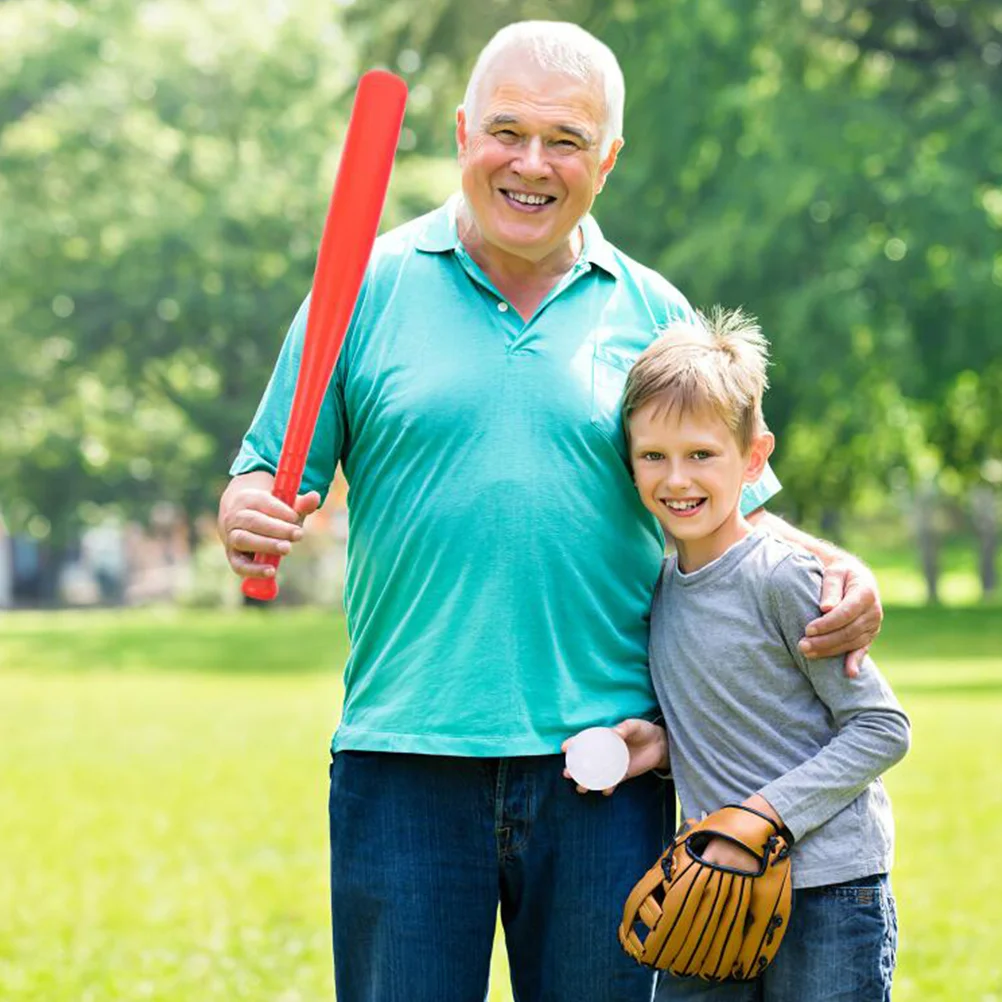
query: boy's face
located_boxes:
[628,401,773,563]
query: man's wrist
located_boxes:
[648,715,671,778]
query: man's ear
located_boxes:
[594,137,623,194]
[744,431,775,484]
[456,106,468,162]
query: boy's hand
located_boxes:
[697,837,759,873]
[800,555,883,678]
[561,718,669,796]
[694,794,785,873]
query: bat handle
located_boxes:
[242,560,280,602]
[240,465,302,603]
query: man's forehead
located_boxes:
[474,65,605,124]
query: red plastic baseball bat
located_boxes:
[242,70,408,601]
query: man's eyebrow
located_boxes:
[554,124,595,147]
[482,114,595,147]
[482,113,520,130]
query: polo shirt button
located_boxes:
[497,301,509,313]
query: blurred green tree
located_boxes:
[2,0,999,600]
[0,0,454,584]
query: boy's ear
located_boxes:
[744,431,775,484]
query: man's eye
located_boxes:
[551,139,579,151]
[494,129,520,142]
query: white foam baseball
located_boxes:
[565,727,630,790]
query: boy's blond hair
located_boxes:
[623,306,770,453]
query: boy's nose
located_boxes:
[663,464,690,490]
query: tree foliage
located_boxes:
[0,0,454,545]
[1,0,999,582]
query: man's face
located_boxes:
[456,60,621,264]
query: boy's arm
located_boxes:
[753,552,911,842]
[747,509,883,676]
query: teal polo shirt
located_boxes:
[232,197,781,756]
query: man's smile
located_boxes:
[499,187,557,210]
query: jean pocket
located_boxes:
[818,872,888,905]
[590,343,636,441]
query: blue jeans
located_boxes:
[654,873,898,1002]
[328,751,670,1002]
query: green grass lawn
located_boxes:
[1,606,1000,1001]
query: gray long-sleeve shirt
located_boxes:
[649,531,910,888]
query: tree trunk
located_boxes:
[819,507,842,546]
[914,482,940,605]
[971,485,998,599]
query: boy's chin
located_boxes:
[663,522,701,540]
[653,515,695,537]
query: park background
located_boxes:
[1,0,1000,998]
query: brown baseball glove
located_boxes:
[619,804,793,981]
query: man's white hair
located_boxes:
[462,21,625,157]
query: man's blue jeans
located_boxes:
[654,873,898,1002]
[328,751,669,1002]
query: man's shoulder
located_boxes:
[599,238,693,324]
[348,203,455,309]
[370,204,449,264]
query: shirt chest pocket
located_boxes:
[590,343,637,444]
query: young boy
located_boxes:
[584,307,911,1000]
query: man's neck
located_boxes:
[456,203,583,318]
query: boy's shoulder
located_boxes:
[747,534,826,612]
[655,533,826,628]
[664,532,824,590]
[756,533,825,582]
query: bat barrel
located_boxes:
[241,69,408,602]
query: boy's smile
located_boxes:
[662,497,706,516]
[629,402,773,572]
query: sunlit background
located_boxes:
[1,1,1000,999]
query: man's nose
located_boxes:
[513,136,550,177]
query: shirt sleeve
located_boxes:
[229,294,348,505]
[756,551,911,841]
[739,463,781,516]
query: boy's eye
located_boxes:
[640,451,664,462]
[691,450,713,460]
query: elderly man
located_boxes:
[218,21,881,1002]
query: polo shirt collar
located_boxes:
[415,195,620,279]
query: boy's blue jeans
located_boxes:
[654,873,898,1002]
[328,750,669,1002]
